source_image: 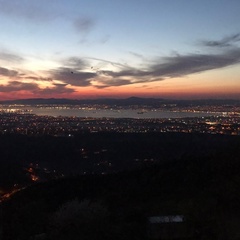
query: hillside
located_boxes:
[0,132,240,190]
[1,133,240,239]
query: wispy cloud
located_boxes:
[25,76,53,82]
[0,80,75,95]
[73,17,95,33]
[149,49,240,77]
[50,67,96,86]
[93,43,240,88]
[95,78,132,89]
[201,33,240,48]
[36,83,75,95]
[0,81,38,92]
[100,35,111,44]
[128,51,144,59]
[0,67,19,77]
[0,0,60,22]
[86,57,130,69]
[0,51,24,63]
[64,57,89,70]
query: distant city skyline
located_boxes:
[0,0,240,100]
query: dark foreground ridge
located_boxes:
[0,133,240,239]
[0,132,240,190]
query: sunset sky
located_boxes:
[0,0,240,100]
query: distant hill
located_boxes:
[1,97,240,107]
[0,97,164,106]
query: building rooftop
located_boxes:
[148,215,184,224]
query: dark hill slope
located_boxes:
[1,132,240,190]
[2,143,240,240]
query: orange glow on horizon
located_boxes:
[0,86,240,100]
[1,68,240,101]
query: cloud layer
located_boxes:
[1,33,240,96]
[92,45,240,88]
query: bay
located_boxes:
[30,107,220,119]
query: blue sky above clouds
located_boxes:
[0,0,240,99]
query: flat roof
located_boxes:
[148,215,184,223]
